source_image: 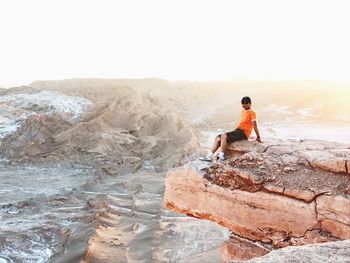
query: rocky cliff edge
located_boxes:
[164,138,350,262]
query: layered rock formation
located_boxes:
[0,86,199,170]
[243,239,350,263]
[164,139,350,262]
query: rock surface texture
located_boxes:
[164,139,350,262]
[242,240,350,263]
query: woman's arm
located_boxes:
[252,121,262,143]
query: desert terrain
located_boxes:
[0,78,349,262]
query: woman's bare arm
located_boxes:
[252,121,262,143]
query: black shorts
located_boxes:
[218,128,247,143]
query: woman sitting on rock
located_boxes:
[200,96,262,162]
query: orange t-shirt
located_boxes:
[237,109,256,138]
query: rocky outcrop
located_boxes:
[164,139,350,261]
[226,139,350,175]
[242,240,350,263]
[221,236,271,262]
[316,195,350,240]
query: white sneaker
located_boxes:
[199,156,212,162]
[217,156,225,163]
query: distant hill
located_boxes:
[28,78,350,124]
[2,78,348,126]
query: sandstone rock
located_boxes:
[282,166,295,172]
[221,236,270,262]
[298,139,347,151]
[164,166,318,245]
[312,158,347,174]
[165,138,350,261]
[225,140,269,154]
[225,140,350,175]
[320,219,350,240]
[226,140,257,153]
[329,148,350,158]
[232,168,264,185]
[253,143,269,153]
[283,189,315,203]
[281,155,299,165]
[317,195,350,225]
[297,229,338,245]
[298,150,349,174]
[263,183,284,194]
[242,240,350,263]
[316,195,350,239]
[265,145,296,155]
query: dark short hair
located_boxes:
[241,96,251,104]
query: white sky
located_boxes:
[0,0,349,88]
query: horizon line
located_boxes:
[2,76,350,89]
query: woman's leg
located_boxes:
[210,134,221,154]
[220,133,228,153]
